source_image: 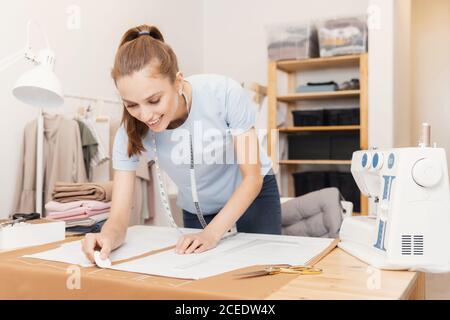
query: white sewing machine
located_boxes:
[339,124,450,272]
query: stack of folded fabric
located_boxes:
[52,181,113,203]
[46,181,113,234]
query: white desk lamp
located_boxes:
[0,20,64,215]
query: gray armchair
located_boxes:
[281,187,344,238]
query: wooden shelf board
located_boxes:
[278,160,352,165]
[276,54,361,72]
[279,125,360,132]
[278,90,359,102]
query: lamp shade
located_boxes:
[12,64,63,108]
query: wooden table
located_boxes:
[0,244,424,300]
[267,248,425,300]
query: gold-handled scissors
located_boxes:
[236,264,323,278]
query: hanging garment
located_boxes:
[14,114,87,214]
[146,162,156,221]
[108,119,121,179]
[109,119,154,226]
[140,179,149,223]
[91,118,110,182]
[129,155,152,226]
[76,120,99,179]
[82,119,109,168]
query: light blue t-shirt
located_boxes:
[113,74,272,214]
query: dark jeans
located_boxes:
[182,172,282,235]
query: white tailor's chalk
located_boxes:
[94,251,111,268]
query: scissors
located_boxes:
[0,212,40,228]
[236,264,323,278]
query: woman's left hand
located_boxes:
[175,230,221,254]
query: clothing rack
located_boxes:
[64,94,120,105]
[64,94,121,122]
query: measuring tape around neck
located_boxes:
[151,90,237,239]
[151,130,207,231]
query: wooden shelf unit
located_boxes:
[276,54,361,72]
[277,90,360,102]
[278,125,360,133]
[267,53,369,215]
[279,160,353,165]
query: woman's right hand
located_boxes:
[81,171,135,263]
[81,231,122,263]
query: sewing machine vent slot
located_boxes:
[401,235,424,255]
[413,235,423,255]
[401,235,412,255]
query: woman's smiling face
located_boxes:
[116,65,182,132]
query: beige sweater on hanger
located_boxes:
[14,114,88,215]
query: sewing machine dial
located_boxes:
[370,152,384,171]
[361,153,371,169]
[412,158,442,188]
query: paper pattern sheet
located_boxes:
[23,226,335,279]
[23,226,197,267]
[109,232,335,279]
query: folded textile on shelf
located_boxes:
[52,181,113,203]
[65,219,97,228]
[66,220,106,234]
[48,208,110,221]
[64,212,110,228]
[45,200,111,212]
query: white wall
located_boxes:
[366,0,414,149]
[393,0,412,147]
[203,0,369,85]
[0,0,204,218]
[367,0,395,149]
[411,0,450,163]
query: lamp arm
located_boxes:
[0,19,53,73]
[0,20,54,74]
[0,47,27,73]
[26,20,51,50]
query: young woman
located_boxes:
[82,24,281,262]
